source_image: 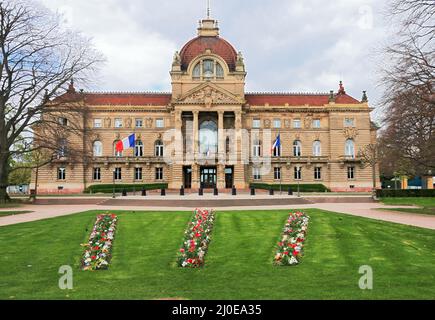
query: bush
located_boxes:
[249,183,329,192]
[376,189,435,198]
[85,183,168,194]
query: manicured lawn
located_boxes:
[379,207,435,216]
[0,211,33,217]
[0,209,434,299]
[381,197,435,207]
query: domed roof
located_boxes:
[179,36,238,71]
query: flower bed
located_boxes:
[274,211,310,266]
[178,209,215,268]
[81,214,118,270]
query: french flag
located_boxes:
[115,133,135,153]
[271,134,281,155]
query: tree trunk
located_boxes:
[0,156,11,203]
[372,164,377,199]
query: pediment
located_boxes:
[175,83,243,107]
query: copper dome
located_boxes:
[179,36,238,71]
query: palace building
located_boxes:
[31,15,379,194]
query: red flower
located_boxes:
[195,233,201,238]
[180,248,185,253]
[91,255,96,260]
[278,242,283,246]
[283,251,289,255]
[293,251,299,256]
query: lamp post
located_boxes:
[112,169,116,199]
[297,156,300,197]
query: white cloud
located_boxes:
[39,0,390,118]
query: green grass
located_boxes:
[0,211,33,217]
[379,207,435,216]
[381,197,435,207]
[0,209,434,300]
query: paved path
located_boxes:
[1,201,435,230]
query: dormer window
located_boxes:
[192,59,224,80]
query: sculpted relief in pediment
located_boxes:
[177,86,240,107]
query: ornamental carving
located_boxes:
[284,119,291,128]
[145,118,153,128]
[304,115,313,129]
[104,117,111,128]
[125,118,132,128]
[264,119,271,129]
[179,86,239,106]
[343,127,359,139]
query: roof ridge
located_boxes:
[246,92,330,96]
[84,91,171,95]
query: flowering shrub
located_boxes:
[178,209,215,268]
[274,211,310,266]
[81,213,118,271]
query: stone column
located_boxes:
[192,111,200,188]
[218,111,225,162]
[170,110,183,189]
[233,110,246,189]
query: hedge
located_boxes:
[376,189,435,198]
[249,183,329,192]
[85,183,168,194]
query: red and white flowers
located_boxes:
[81,213,118,271]
[178,208,215,268]
[274,211,310,266]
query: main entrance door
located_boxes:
[200,167,217,189]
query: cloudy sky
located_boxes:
[40,0,393,118]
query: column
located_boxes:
[170,111,183,189]
[192,111,200,189]
[233,110,246,189]
[218,111,225,162]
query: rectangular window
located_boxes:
[94,119,102,128]
[156,118,164,128]
[252,119,261,128]
[155,167,163,180]
[114,167,122,181]
[253,168,261,180]
[314,167,322,180]
[274,167,281,180]
[273,119,281,128]
[312,119,321,128]
[135,167,143,180]
[294,167,302,180]
[347,166,355,180]
[93,168,101,181]
[293,119,301,128]
[115,118,123,128]
[344,118,355,127]
[135,119,143,128]
[57,167,66,180]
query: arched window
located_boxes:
[293,140,302,157]
[199,120,218,155]
[312,140,321,157]
[216,63,224,78]
[114,140,122,157]
[272,143,281,157]
[203,59,214,79]
[192,59,224,80]
[135,140,143,157]
[253,139,261,157]
[193,63,201,79]
[155,140,164,157]
[93,141,103,157]
[345,139,355,158]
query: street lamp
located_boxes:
[112,169,116,199]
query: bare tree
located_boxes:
[358,144,380,198]
[0,1,103,202]
[379,0,435,179]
